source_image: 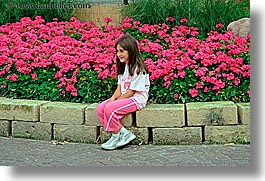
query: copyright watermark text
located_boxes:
[6,1,91,9]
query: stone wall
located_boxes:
[73,4,124,26]
[0,97,250,145]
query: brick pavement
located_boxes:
[0,137,250,166]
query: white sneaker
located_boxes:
[116,129,136,148]
[101,133,120,150]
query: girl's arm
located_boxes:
[116,89,135,100]
[108,85,122,102]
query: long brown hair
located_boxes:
[115,34,148,77]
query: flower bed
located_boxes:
[0,16,250,104]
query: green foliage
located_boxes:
[122,0,178,25]
[0,0,76,25]
[231,136,250,144]
[121,0,250,39]
[74,69,116,103]
[0,68,116,103]
[0,67,61,101]
[206,136,250,145]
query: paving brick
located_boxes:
[205,125,250,144]
[236,102,250,125]
[40,102,87,125]
[54,124,97,144]
[136,104,185,127]
[186,101,238,126]
[153,127,202,145]
[12,121,52,141]
[0,137,250,166]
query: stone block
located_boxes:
[54,124,97,143]
[100,127,149,145]
[12,121,52,141]
[205,125,250,144]
[236,102,250,125]
[186,101,238,126]
[0,120,10,137]
[100,129,111,144]
[153,127,202,145]
[0,98,48,121]
[84,103,99,126]
[136,104,185,128]
[0,97,9,101]
[0,98,13,120]
[12,99,48,122]
[130,127,149,145]
[121,114,134,127]
[40,102,87,125]
[85,103,133,127]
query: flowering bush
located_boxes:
[0,16,250,103]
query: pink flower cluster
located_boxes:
[0,16,123,96]
[0,16,250,99]
[121,17,250,98]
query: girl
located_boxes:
[96,34,150,150]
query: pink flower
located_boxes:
[65,84,76,92]
[189,88,198,97]
[174,93,179,99]
[196,83,203,89]
[60,91,65,96]
[1,84,7,89]
[31,73,37,80]
[180,18,188,23]
[216,23,224,29]
[234,77,240,86]
[247,90,250,97]
[133,21,140,28]
[120,16,133,28]
[71,91,78,97]
[166,17,175,22]
[178,70,186,78]
[104,17,112,23]
[191,31,199,36]
[122,23,132,28]
[70,17,78,22]
[7,74,18,82]
[163,81,171,87]
[204,87,209,93]
[196,67,208,77]
[226,73,235,80]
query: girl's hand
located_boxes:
[107,97,116,104]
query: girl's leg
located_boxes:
[103,98,138,132]
[101,98,138,150]
[96,99,109,129]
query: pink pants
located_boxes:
[96,98,139,132]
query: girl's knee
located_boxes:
[104,103,115,115]
[96,103,105,114]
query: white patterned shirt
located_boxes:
[118,64,150,109]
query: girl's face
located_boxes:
[116,44,129,64]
